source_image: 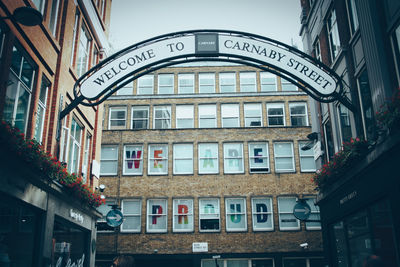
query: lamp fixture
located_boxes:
[0,6,43,26]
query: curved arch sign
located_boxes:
[62,30,349,118]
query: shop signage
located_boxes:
[69,209,84,224]
[106,209,124,227]
[192,242,208,252]
[293,201,311,221]
[339,190,357,205]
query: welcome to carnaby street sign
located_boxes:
[61,30,350,119]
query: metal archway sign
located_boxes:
[60,30,352,119]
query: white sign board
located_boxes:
[192,242,208,252]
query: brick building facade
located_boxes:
[96,64,324,267]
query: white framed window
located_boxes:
[70,10,80,66]
[131,106,149,129]
[223,143,244,174]
[100,145,118,175]
[178,73,194,94]
[260,72,277,91]
[34,76,50,142]
[123,145,144,175]
[82,133,91,183]
[314,39,322,61]
[219,72,236,93]
[108,107,126,129]
[121,199,142,232]
[137,75,154,95]
[267,103,285,126]
[176,105,194,128]
[327,9,341,61]
[198,104,217,128]
[148,144,168,175]
[173,199,194,232]
[153,106,171,129]
[173,143,193,174]
[274,142,295,173]
[199,198,220,232]
[298,142,316,172]
[305,197,321,230]
[146,199,167,233]
[244,103,262,127]
[199,73,215,93]
[221,104,240,127]
[48,0,60,36]
[68,118,82,174]
[248,142,269,173]
[116,85,133,95]
[59,113,69,163]
[281,77,298,91]
[96,199,117,232]
[240,72,256,92]
[198,143,219,174]
[289,102,308,126]
[76,23,91,77]
[337,104,352,142]
[278,197,300,231]
[158,74,174,94]
[225,198,247,232]
[252,197,274,231]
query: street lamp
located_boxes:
[0,6,43,26]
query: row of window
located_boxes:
[98,196,320,233]
[108,102,309,130]
[202,257,323,267]
[100,141,316,176]
[116,71,298,95]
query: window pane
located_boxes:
[249,143,269,173]
[178,74,194,94]
[240,72,256,92]
[148,145,168,174]
[252,198,273,230]
[245,103,262,127]
[173,199,193,232]
[219,73,236,93]
[199,199,220,231]
[158,74,174,94]
[147,199,167,232]
[124,145,143,175]
[261,72,277,91]
[226,198,246,231]
[224,143,243,173]
[199,73,215,93]
[199,143,218,174]
[137,75,154,94]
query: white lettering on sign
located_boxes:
[340,191,357,205]
[69,209,84,224]
[192,242,208,252]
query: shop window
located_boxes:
[121,199,141,233]
[202,259,274,267]
[34,75,50,142]
[82,133,91,183]
[173,199,194,232]
[357,69,376,140]
[76,24,91,77]
[283,258,324,267]
[304,197,321,230]
[137,75,154,95]
[281,77,298,91]
[131,106,149,129]
[146,199,167,233]
[199,104,217,128]
[260,72,277,91]
[96,199,117,232]
[198,143,219,174]
[199,198,220,232]
[278,197,300,231]
[68,118,82,174]
[274,142,295,173]
[100,145,118,175]
[48,0,60,37]
[227,259,248,267]
[4,46,35,133]
[123,145,143,175]
[199,73,215,93]
[252,197,274,231]
[223,143,244,174]
[332,221,349,267]
[337,104,353,143]
[225,198,247,232]
[346,0,359,36]
[178,73,194,94]
[298,141,316,172]
[108,107,126,129]
[327,9,341,62]
[267,103,285,126]
[289,102,308,126]
[244,103,262,127]
[221,104,240,127]
[219,72,236,93]
[240,72,256,92]
[158,74,174,94]
[173,143,193,174]
[248,142,269,173]
[116,85,133,95]
[153,106,171,129]
[148,144,168,175]
[176,105,194,128]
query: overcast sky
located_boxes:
[109,0,303,52]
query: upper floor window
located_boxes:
[153,106,171,129]
[240,72,256,92]
[244,103,262,127]
[49,0,60,36]
[108,107,126,129]
[199,73,215,93]
[219,72,236,93]
[251,197,274,231]
[137,75,154,95]
[82,133,91,183]
[176,105,194,128]
[123,145,144,175]
[221,104,240,127]
[198,143,219,174]
[298,141,316,172]
[199,198,220,232]
[278,197,300,231]
[357,69,376,140]
[68,118,82,174]
[173,199,194,232]
[100,145,118,175]
[273,142,295,173]
[225,198,247,232]
[248,142,269,173]
[289,103,308,126]
[32,0,45,13]
[305,197,321,230]
[314,39,321,61]
[148,144,168,175]
[34,75,50,142]
[198,104,217,128]
[223,143,244,174]
[260,72,277,92]
[131,106,149,129]
[77,24,92,77]
[281,78,298,91]
[266,103,285,127]
[147,199,167,233]
[97,199,117,232]
[327,9,341,62]
[178,73,194,94]
[158,74,174,94]
[346,0,359,35]
[70,10,80,66]
[117,85,133,95]
[121,199,142,233]
[173,143,194,175]
[337,104,352,142]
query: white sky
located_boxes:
[109,0,303,52]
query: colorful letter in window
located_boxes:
[203,149,214,168]
[152,205,163,224]
[126,149,142,169]
[256,203,268,223]
[154,149,163,168]
[178,204,188,224]
[230,203,242,223]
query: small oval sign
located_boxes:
[293,201,311,221]
[106,209,124,227]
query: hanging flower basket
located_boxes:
[0,120,105,208]
[376,87,400,133]
[311,137,369,190]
